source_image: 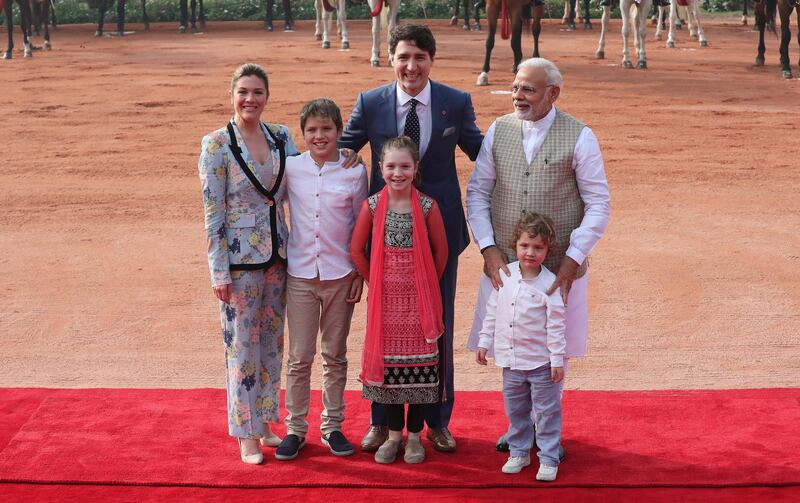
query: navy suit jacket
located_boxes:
[339,80,484,257]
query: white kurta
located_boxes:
[465,106,610,358]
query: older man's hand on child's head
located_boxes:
[551,367,564,383]
[476,348,488,365]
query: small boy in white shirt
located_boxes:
[276,98,369,460]
[476,212,566,481]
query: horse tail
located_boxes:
[370,0,383,17]
[322,0,335,12]
[500,0,510,40]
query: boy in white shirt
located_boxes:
[276,98,369,460]
[476,212,566,481]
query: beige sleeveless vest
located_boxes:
[490,110,588,276]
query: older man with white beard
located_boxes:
[465,57,610,453]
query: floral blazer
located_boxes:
[198,118,298,287]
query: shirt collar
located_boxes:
[396,81,431,107]
[521,106,557,132]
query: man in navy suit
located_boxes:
[339,24,484,453]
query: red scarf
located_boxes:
[360,186,444,386]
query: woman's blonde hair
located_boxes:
[230,63,269,93]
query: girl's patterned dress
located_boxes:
[362,193,440,405]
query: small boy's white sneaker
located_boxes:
[536,464,558,482]
[501,455,531,474]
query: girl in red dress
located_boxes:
[350,136,449,465]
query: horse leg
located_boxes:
[755,1,766,65]
[115,0,125,36]
[567,0,577,30]
[583,0,592,29]
[666,0,677,47]
[322,6,331,48]
[462,0,470,30]
[477,2,499,85]
[2,0,13,58]
[655,3,665,39]
[474,0,481,30]
[282,0,293,31]
[636,0,650,68]
[562,0,569,24]
[531,4,543,57]
[451,0,460,25]
[621,1,633,67]
[31,1,41,37]
[95,3,106,36]
[189,0,197,32]
[141,0,149,31]
[179,0,188,32]
[511,10,523,73]
[42,1,50,49]
[51,0,58,29]
[691,1,707,46]
[779,3,792,77]
[339,0,349,49]
[369,0,380,66]
[743,0,749,25]
[385,0,399,65]
[596,5,610,58]
[265,0,274,31]
[314,0,323,40]
[19,0,33,56]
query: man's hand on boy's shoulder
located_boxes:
[340,148,363,169]
[476,347,488,365]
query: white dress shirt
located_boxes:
[285,151,368,280]
[396,81,432,158]
[478,263,566,369]
[466,106,610,266]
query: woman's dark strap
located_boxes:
[225,122,287,270]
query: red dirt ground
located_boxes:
[1,16,798,392]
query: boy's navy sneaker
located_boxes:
[321,430,355,456]
[275,434,305,460]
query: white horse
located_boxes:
[656,0,707,48]
[314,0,349,49]
[367,0,400,67]
[596,0,653,69]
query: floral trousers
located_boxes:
[221,263,286,439]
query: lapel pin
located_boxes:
[441,110,447,116]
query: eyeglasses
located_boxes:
[511,84,554,96]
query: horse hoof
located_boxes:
[342,41,350,50]
[782,70,793,79]
[144,23,150,31]
[284,23,293,32]
[584,22,593,30]
[561,16,569,25]
[24,49,32,58]
[567,22,576,31]
[323,41,330,49]
[463,24,470,31]
[117,30,124,37]
[315,34,322,41]
[755,57,765,66]
[191,26,198,34]
[596,50,604,60]
[656,33,663,41]
[179,25,186,33]
[637,61,647,69]
[623,60,633,69]
[700,40,708,47]
[2,51,11,60]
[371,60,380,67]
[741,16,748,26]
[476,72,489,86]
[265,23,274,32]
[690,34,698,40]
[667,41,675,48]
[473,23,481,31]
[44,41,51,50]
[95,30,103,37]
[450,16,458,26]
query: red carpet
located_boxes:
[1,388,799,499]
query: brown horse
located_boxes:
[477,0,543,86]
[179,0,205,33]
[778,0,800,78]
[2,0,33,59]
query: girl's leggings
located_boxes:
[385,404,429,433]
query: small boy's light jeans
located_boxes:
[502,364,563,466]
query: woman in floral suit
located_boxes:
[198,63,298,465]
